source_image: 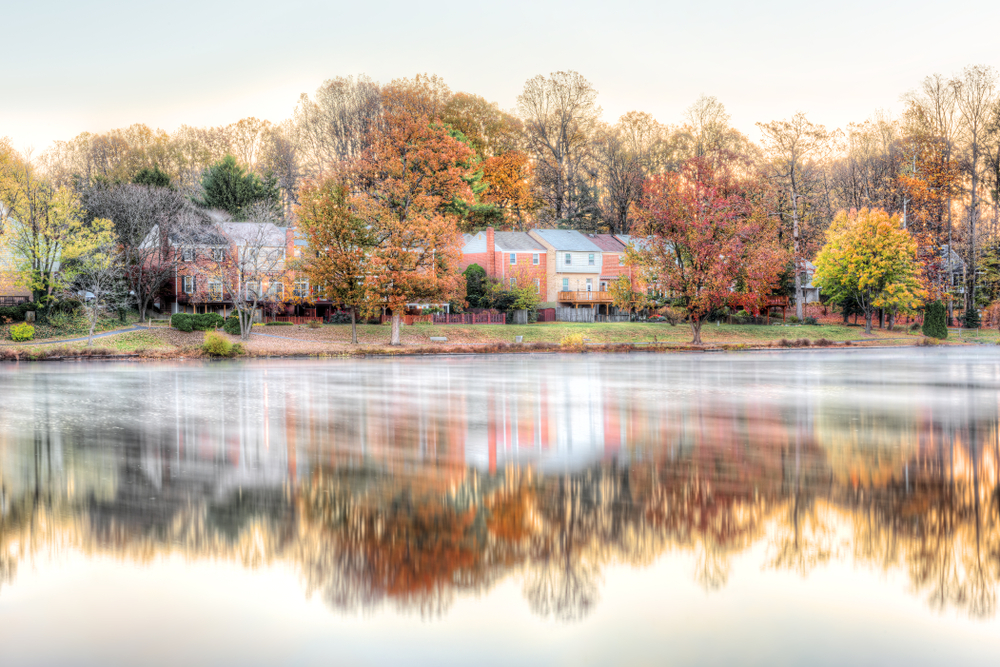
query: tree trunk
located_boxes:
[351,307,358,345]
[390,312,402,346]
[690,316,703,345]
[87,310,97,347]
[864,308,873,335]
[790,186,804,320]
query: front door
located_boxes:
[586,279,592,292]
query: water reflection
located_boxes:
[2,351,1000,623]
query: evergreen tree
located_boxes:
[463,263,487,308]
[133,166,171,189]
[923,300,948,339]
[199,155,281,219]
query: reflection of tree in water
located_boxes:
[6,424,1000,622]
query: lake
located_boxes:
[1,350,1000,666]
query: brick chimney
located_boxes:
[485,227,496,277]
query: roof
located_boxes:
[218,221,286,247]
[614,235,651,251]
[531,229,602,252]
[586,234,626,252]
[462,232,489,254]
[494,232,545,252]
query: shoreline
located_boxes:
[0,336,970,363]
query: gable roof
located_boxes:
[531,229,602,252]
[218,221,286,247]
[614,234,651,251]
[585,233,626,252]
[462,232,489,254]
[494,232,545,252]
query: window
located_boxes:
[562,277,569,291]
[535,278,541,293]
[267,282,284,298]
[211,247,225,262]
[182,276,194,294]
[208,280,222,301]
[588,253,595,266]
[246,282,261,299]
[565,253,572,265]
[294,279,310,298]
[533,253,539,265]
[510,277,517,288]
[181,248,194,262]
[510,253,517,265]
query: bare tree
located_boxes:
[203,219,289,340]
[758,113,832,319]
[293,75,382,179]
[81,183,207,321]
[953,65,997,319]
[517,71,601,225]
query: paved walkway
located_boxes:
[4,325,148,346]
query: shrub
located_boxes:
[308,320,321,329]
[797,338,811,347]
[224,316,242,335]
[734,310,752,323]
[171,312,224,332]
[802,316,818,326]
[815,338,834,346]
[202,331,233,357]
[963,307,981,329]
[10,323,35,342]
[265,321,294,326]
[560,333,585,348]
[0,301,39,323]
[922,301,948,339]
[787,315,800,324]
[909,322,922,331]
[329,310,353,324]
[919,336,942,347]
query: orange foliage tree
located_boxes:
[355,87,476,345]
[480,150,536,229]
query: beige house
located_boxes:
[527,229,609,307]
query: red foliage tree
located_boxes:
[631,158,789,344]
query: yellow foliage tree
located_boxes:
[813,208,925,334]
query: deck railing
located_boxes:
[557,291,614,304]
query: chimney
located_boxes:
[486,227,496,277]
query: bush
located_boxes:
[224,316,242,335]
[308,320,321,329]
[560,333,585,348]
[922,301,948,339]
[909,322,922,331]
[171,312,224,332]
[734,310,752,323]
[787,315,800,324]
[0,301,39,323]
[10,322,35,342]
[802,317,818,326]
[329,310,353,324]
[265,321,294,326]
[202,331,233,357]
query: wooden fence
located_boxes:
[430,312,506,325]
[271,316,323,324]
[0,296,30,307]
[555,307,595,323]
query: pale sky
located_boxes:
[3,0,999,153]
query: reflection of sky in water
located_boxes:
[2,350,1000,666]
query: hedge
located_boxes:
[171,313,225,332]
[0,301,39,323]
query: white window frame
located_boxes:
[586,278,593,292]
[565,253,572,265]
[510,252,516,265]
[208,279,223,301]
[182,275,194,294]
[562,277,569,291]
[533,253,539,265]
[588,253,595,266]
[294,279,310,298]
[181,248,194,262]
[246,281,261,299]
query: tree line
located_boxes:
[6,66,1000,338]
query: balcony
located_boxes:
[558,291,614,304]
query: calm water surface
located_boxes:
[2,350,1000,665]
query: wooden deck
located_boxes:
[557,291,614,304]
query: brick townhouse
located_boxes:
[460,228,548,297]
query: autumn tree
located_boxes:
[442,92,523,158]
[60,217,124,345]
[480,150,535,229]
[631,158,789,344]
[297,177,377,344]
[355,94,473,345]
[813,208,925,334]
